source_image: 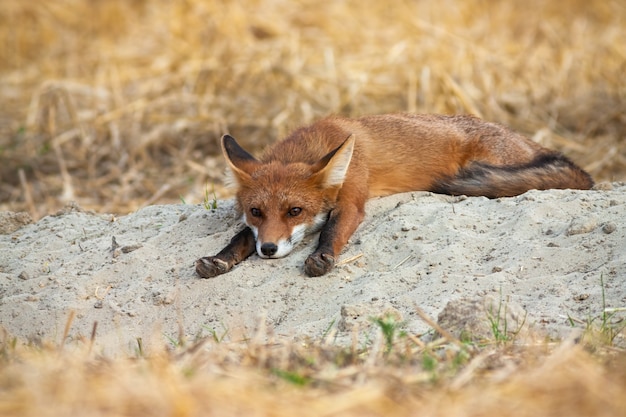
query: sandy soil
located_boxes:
[1,185,624,355]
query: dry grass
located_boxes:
[1,2,626,415]
[1,320,625,417]
[1,0,625,219]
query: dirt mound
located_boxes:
[2,185,624,354]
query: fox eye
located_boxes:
[288,207,302,217]
[250,208,262,217]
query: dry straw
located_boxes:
[0,0,624,219]
[1,317,625,417]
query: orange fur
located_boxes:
[196,114,593,278]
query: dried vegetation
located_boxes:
[1,0,625,219]
[1,313,625,417]
[1,1,626,415]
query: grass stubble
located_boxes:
[0,303,624,417]
[1,1,625,416]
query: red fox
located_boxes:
[195,113,593,278]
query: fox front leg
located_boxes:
[304,203,364,277]
[196,227,256,278]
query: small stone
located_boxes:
[602,222,616,234]
[437,295,529,342]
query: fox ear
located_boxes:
[221,134,259,185]
[313,134,355,188]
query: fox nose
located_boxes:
[260,242,278,257]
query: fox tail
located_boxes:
[431,153,594,198]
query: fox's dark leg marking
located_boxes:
[196,227,256,278]
[304,214,339,277]
[305,203,364,277]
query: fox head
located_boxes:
[221,134,354,259]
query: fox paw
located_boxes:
[304,252,335,277]
[195,257,230,278]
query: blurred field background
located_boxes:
[0,0,625,219]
